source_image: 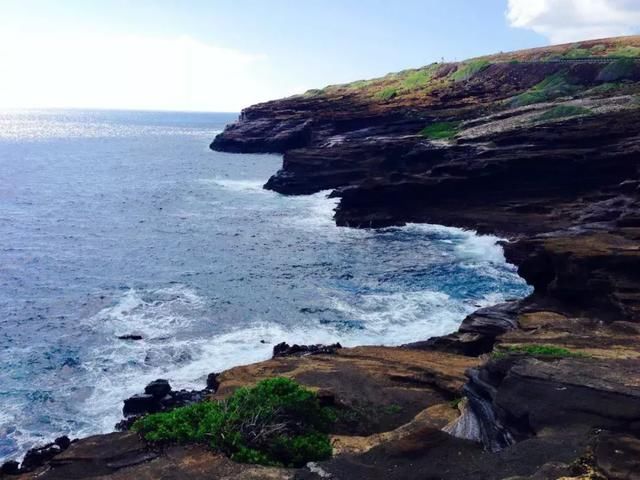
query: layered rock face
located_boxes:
[5,36,640,480]
[212,35,640,478]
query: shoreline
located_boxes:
[5,37,640,479]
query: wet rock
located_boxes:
[120,380,210,426]
[0,461,20,475]
[122,393,160,416]
[18,435,72,473]
[272,342,342,358]
[54,436,71,450]
[144,379,172,398]
[117,334,143,341]
[206,372,220,391]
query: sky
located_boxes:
[0,0,639,112]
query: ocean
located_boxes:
[0,109,531,463]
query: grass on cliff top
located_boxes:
[133,377,334,467]
[376,86,399,101]
[609,45,640,58]
[450,59,490,82]
[510,72,579,107]
[401,63,440,89]
[420,121,460,140]
[492,344,585,359]
[536,105,592,122]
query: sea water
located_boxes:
[0,109,531,462]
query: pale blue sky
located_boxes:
[1,0,639,111]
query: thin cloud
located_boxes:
[506,0,640,44]
[0,30,296,111]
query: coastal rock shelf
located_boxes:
[5,36,640,480]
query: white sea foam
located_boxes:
[9,179,527,459]
[402,223,507,264]
[201,178,268,193]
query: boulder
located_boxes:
[144,379,172,399]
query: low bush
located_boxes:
[133,377,334,467]
[419,121,459,140]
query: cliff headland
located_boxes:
[5,36,640,480]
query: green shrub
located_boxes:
[376,87,398,100]
[510,72,578,107]
[451,59,490,82]
[133,378,335,467]
[419,121,459,140]
[597,58,636,82]
[493,344,584,359]
[536,105,591,121]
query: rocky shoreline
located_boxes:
[4,36,640,479]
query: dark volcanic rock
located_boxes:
[595,432,640,479]
[117,334,143,341]
[144,379,172,398]
[119,379,212,427]
[406,301,526,356]
[206,372,219,391]
[10,436,73,474]
[122,393,160,416]
[464,357,640,451]
[0,461,20,475]
[272,342,342,358]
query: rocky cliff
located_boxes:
[5,36,640,480]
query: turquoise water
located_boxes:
[0,109,531,462]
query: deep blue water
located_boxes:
[0,109,531,462]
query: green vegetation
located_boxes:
[597,58,636,82]
[401,64,439,90]
[492,344,585,359]
[563,47,592,58]
[346,79,374,90]
[419,121,459,140]
[536,105,591,121]
[376,86,398,101]
[133,378,334,467]
[449,397,463,409]
[609,45,640,58]
[510,72,579,107]
[303,88,324,97]
[451,59,490,82]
